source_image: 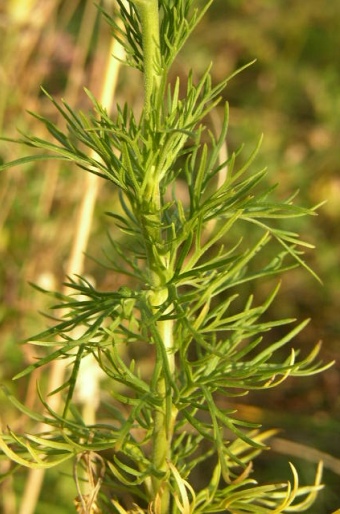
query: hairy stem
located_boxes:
[138,180,175,511]
[132,4,175,508]
[133,0,161,113]
[148,289,176,513]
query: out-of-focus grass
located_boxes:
[1,1,339,512]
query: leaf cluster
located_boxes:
[0,1,332,512]
[102,0,213,74]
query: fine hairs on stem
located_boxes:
[0,1,332,513]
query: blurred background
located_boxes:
[0,0,339,512]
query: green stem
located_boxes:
[132,3,175,510]
[149,297,177,513]
[133,0,161,114]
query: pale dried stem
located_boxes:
[18,26,125,514]
[20,0,99,413]
[34,0,99,219]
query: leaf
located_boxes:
[0,431,72,469]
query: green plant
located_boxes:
[0,1,332,512]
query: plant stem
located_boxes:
[132,2,175,509]
[138,169,175,511]
[138,162,175,512]
[133,0,161,113]
[18,25,126,514]
[148,291,176,513]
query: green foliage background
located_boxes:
[0,0,339,512]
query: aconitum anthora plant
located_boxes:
[0,1,332,513]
